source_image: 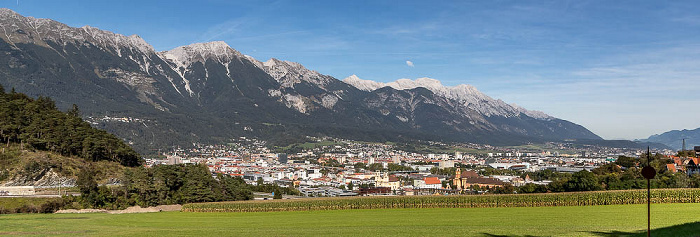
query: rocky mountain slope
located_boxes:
[0,9,602,153]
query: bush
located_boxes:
[39,199,65,213]
[0,197,66,214]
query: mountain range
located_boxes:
[0,9,607,153]
[639,127,700,151]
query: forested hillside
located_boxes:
[0,84,140,166]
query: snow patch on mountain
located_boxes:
[159,50,194,96]
[155,64,184,96]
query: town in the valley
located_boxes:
[142,137,697,198]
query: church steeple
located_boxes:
[454,168,462,190]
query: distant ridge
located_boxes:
[638,127,700,151]
[343,76,553,119]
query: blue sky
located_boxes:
[3,0,700,140]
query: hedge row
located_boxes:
[0,197,65,214]
[183,188,700,213]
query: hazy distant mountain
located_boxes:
[639,127,700,151]
[0,9,603,153]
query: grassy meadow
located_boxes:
[1,203,699,236]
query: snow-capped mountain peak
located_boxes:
[512,104,553,120]
[80,25,155,54]
[386,77,444,91]
[344,76,553,119]
[342,75,385,91]
[262,58,282,68]
[0,8,155,55]
[160,41,243,67]
[247,57,333,88]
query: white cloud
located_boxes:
[406,60,414,67]
[199,18,248,42]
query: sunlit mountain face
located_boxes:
[0,9,600,153]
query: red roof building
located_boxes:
[666,164,676,173]
[424,177,441,185]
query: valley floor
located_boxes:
[1,203,699,236]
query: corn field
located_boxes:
[182,188,700,213]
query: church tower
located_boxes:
[454,168,462,190]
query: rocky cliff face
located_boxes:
[0,9,601,152]
[2,168,76,187]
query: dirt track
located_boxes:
[56,204,182,214]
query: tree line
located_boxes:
[69,163,303,209]
[0,85,140,166]
[69,164,254,209]
[424,154,700,194]
[518,154,700,193]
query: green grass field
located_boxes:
[1,203,699,236]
